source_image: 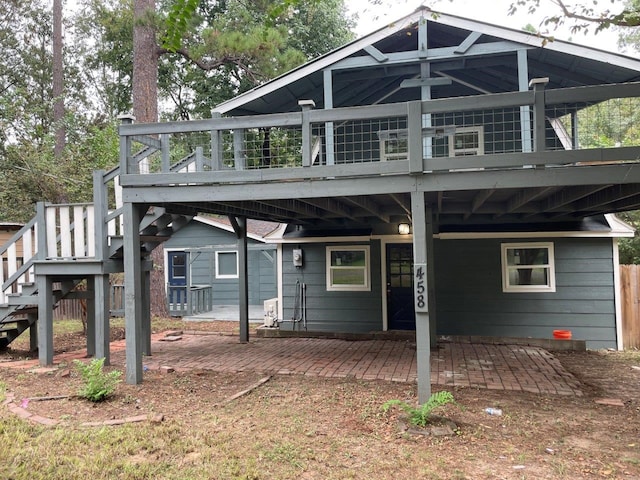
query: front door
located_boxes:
[167,251,187,286]
[386,243,415,330]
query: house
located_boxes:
[4,7,640,402]
[162,216,279,316]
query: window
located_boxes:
[171,253,186,279]
[215,251,238,279]
[326,246,371,291]
[378,130,408,161]
[449,126,484,156]
[501,242,556,293]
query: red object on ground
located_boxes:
[553,330,572,340]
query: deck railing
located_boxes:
[0,217,37,304]
[118,81,640,185]
[167,285,213,317]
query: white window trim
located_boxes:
[501,242,556,293]
[326,246,371,291]
[449,126,484,157]
[215,250,239,279]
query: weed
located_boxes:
[382,391,455,428]
[73,358,122,402]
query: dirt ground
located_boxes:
[1,320,639,479]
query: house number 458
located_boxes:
[414,263,428,312]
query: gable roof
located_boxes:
[193,216,280,242]
[215,7,640,117]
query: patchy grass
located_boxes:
[1,321,640,479]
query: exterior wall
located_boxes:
[435,237,617,349]
[279,236,617,349]
[280,241,383,332]
[164,221,277,305]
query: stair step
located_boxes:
[0,327,19,336]
[7,294,38,306]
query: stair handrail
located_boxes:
[2,257,36,292]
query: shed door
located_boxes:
[168,251,187,286]
[387,244,415,330]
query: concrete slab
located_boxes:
[183,305,264,323]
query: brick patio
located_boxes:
[107,333,583,396]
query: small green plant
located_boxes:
[382,391,455,428]
[73,358,122,402]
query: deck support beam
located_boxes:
[124,202,145,384]
[411,190,432,403]
[230,216,249,343]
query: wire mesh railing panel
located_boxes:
[332,117,408,164]
[237,127,304,169]
[546,98,640,151]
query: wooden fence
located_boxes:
[53,285,125,321]
[620,265,640,349]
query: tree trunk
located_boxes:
[132,0,158,124]
[133,0,167,316]
[52,0,65,158]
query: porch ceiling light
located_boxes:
[398,223,411,235]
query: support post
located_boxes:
[230,215,249,343]
[35,202,53,366]
[94,275,111,364]
[86,276,96,357]
[28,313,38,353]
[426,207,437,348]
[411,190,432,403]
[37,274,54,366]
[518,49,533,153]
[142,266,151,356]
[123,202,144,384]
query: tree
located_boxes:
[508,0,640,34]
[53,0,65,158]
[133,0,159,123]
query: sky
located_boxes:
[346,0,626,54]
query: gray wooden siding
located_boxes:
[434,237,616,349]
[278,236,616,348]
[281,242,383,332]
[164,221,277,305]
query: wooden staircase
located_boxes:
[0,167,193,350]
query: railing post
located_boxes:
[530,77,549,154]
[299,99,315,167]
[408,100,423,174]
[93,170,107,261]
[161,133,170,172]
[35,202,47,261]
[118,114,135,174]
[233,129,246,170]
[211,111,223,171]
